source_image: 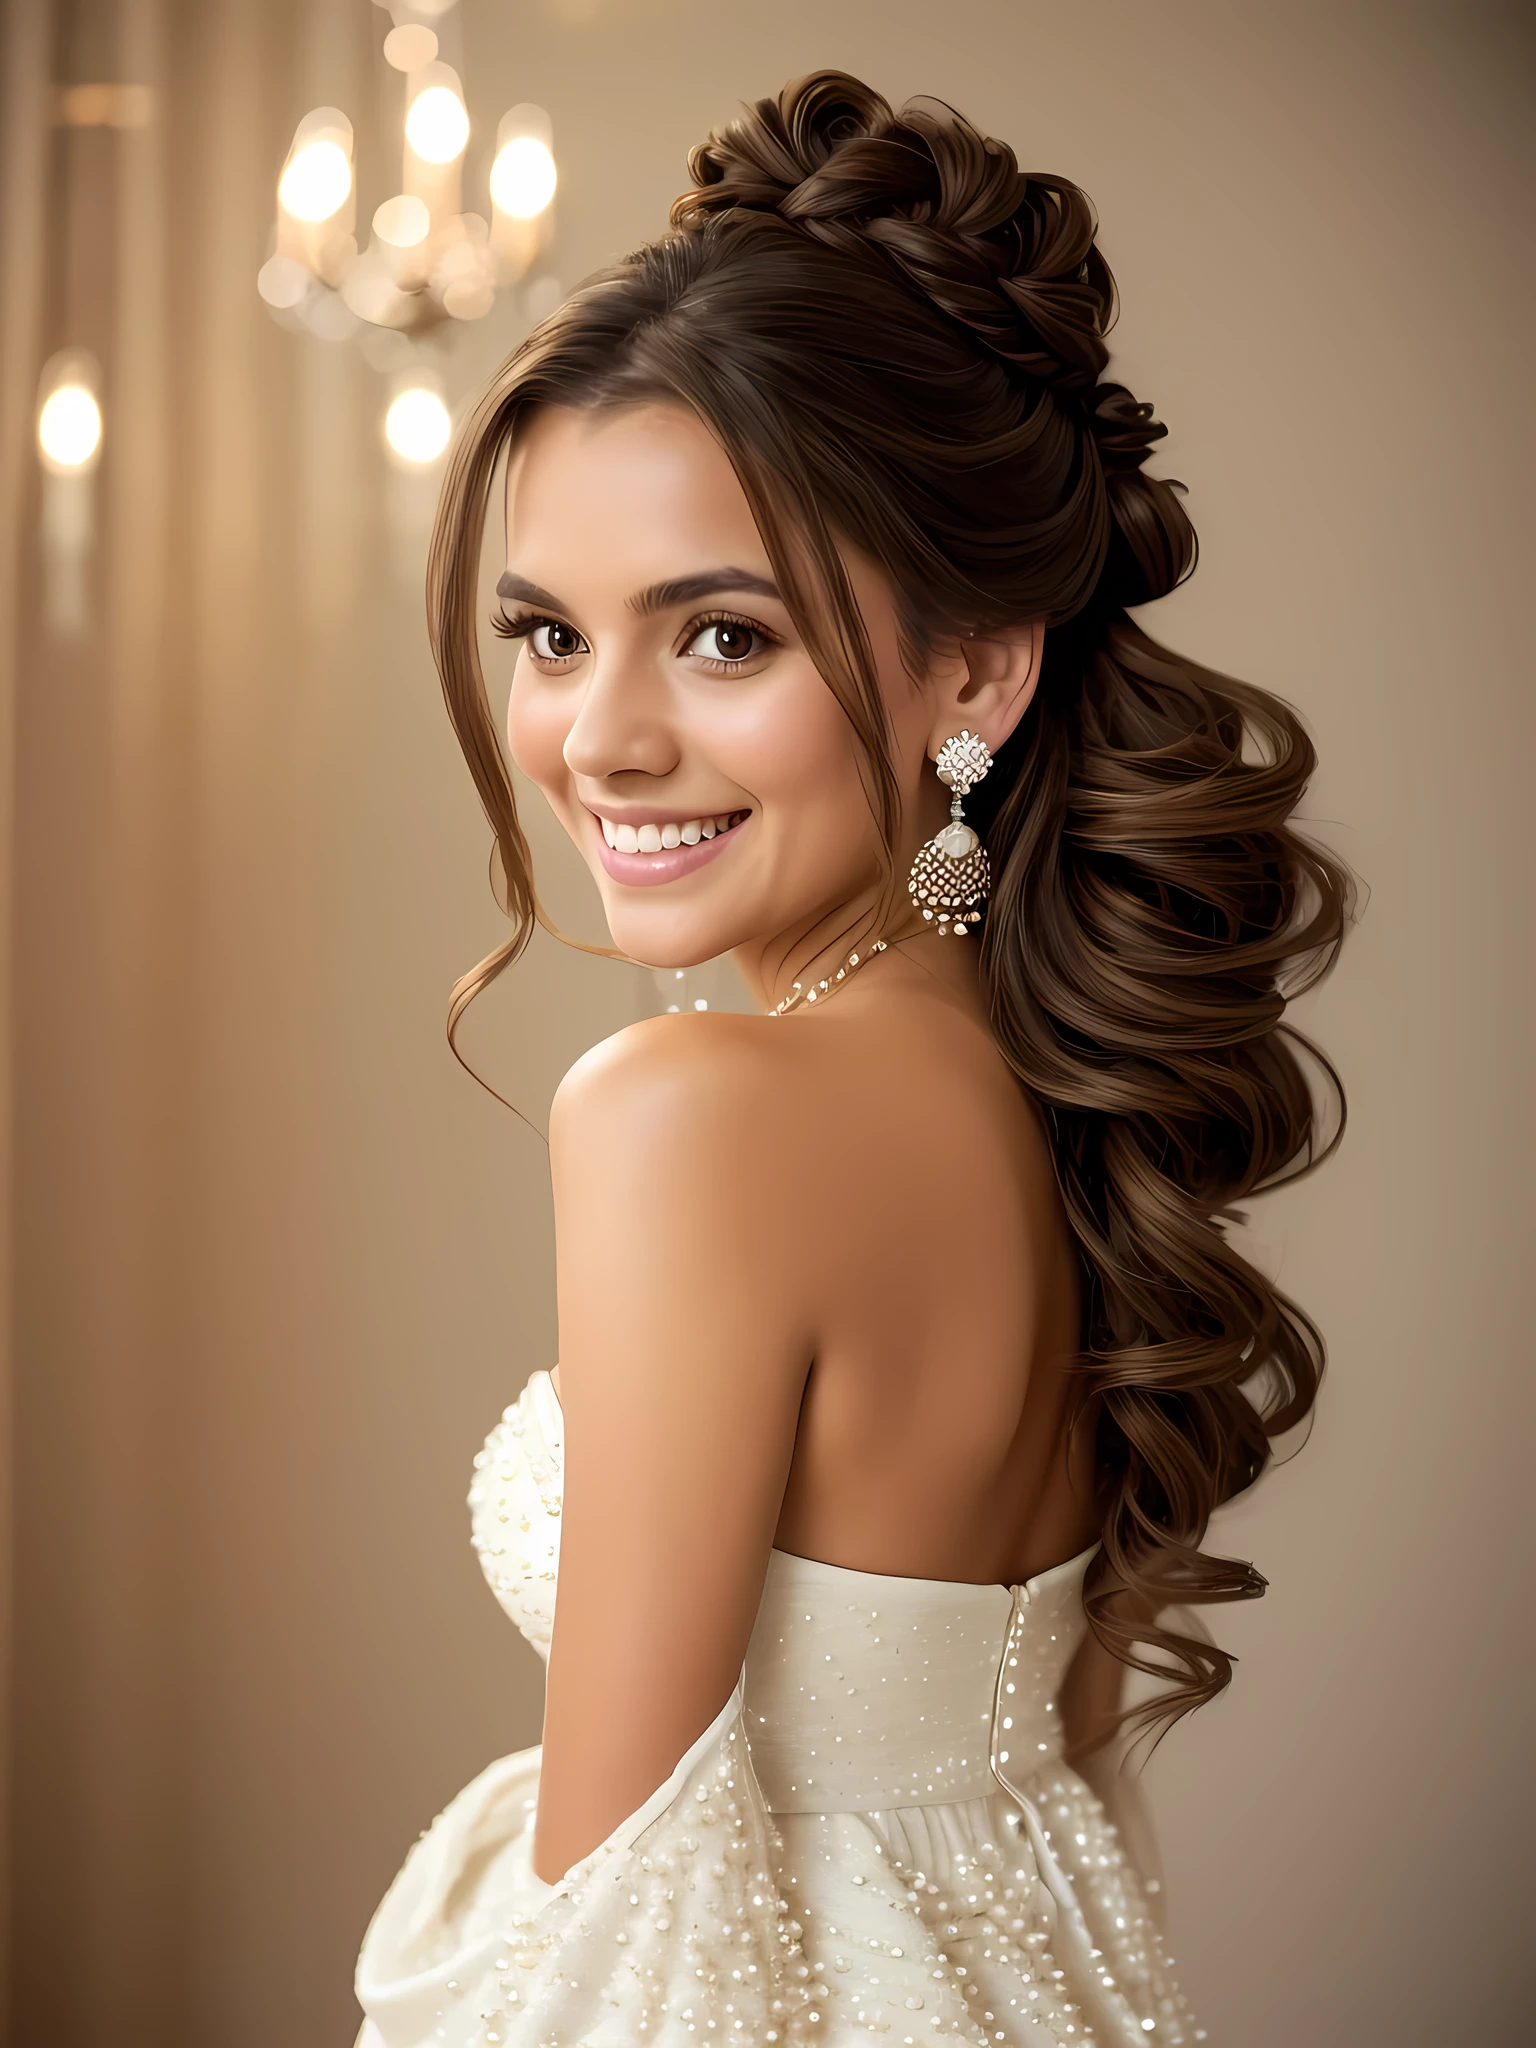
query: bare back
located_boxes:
[762,952,1096,1588]
[551,942,1097,1591]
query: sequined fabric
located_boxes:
[355,1372,1203,2045]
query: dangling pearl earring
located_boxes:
[906,730,993,936]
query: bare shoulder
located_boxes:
[549,985,1040,1224]
[550,1009,823,1173]
[549,1012,829,1360]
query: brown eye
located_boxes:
[530,618,583,661]
[688,619,763,664]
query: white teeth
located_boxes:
[600,811,743,853]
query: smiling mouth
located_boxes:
[590,807,751,887]
[596,809,750,853]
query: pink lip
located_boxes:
[591,811,750,887]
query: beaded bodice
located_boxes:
[468,1367,564,1659]
[468,1368,1093,1815]
[359,1368,1199,2047]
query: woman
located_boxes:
[356,71,1349,2047]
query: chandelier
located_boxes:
[256,0,556,387]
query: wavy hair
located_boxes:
[426,71,1353,1735]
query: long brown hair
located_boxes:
[426,71,1353,1734]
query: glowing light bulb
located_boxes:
[384,387,451,464]
[490,135,557,219]
[406,86,468,164]
[278,138,352,222]
[38,385,103,471]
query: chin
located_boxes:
[600,902,743,975]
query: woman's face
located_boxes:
[500,401,946,980]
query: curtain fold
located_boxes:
[3,8,624,2040]
[0,10,55,2038]
[3,4,423,2041]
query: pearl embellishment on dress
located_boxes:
[355,1371,1203,2045]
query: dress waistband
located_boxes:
[741,1545,1093,1815]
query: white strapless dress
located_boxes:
[355,1371,1202,2045]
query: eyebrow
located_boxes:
[494,567,782,617]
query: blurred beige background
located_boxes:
[1,0,1531,2043]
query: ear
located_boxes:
[926,621,1045,762]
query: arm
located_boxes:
[533,1016,813,1885]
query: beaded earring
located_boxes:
[906,730,993,936]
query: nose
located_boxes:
[560,647,680,784]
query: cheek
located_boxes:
[722,664,861,798]
[729,669,880,868]
[506,673,572,796]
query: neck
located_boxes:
[734,905,983,1020]
[731,883,892,1013]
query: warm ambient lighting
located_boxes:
[278,138,353,222]
[384,387,451,464]
[38,385,103,471]
[405,84,469,164]
[373,194,431,248]
[382,24,437,71]
[490,134,557,219]
[259,13,557,343]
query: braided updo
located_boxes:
[675,71,1191,611]
[429,71,1352,1736]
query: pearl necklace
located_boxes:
[767,938,888,1018]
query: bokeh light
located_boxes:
[38,385,103,472]
[490,135,557,219]
[384,387,451,464]
[405,86,468,164]
[278,138,352,222]
[373,195,430,248]
[255,254,312,309]
[382,24,437,71]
